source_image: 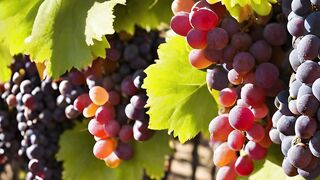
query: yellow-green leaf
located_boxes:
[143,36,218,143]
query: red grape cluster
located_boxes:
[170,0,289,179]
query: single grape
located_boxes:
[213,142,237,167]
[229,106,255,131]
[190,7,218,31]
[186,28,208,49]
[234,155,254,176]
[227,130,245,151]
[287,143,312,169]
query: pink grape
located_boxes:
[245,141,268,160]
[170,12,193,36]
[219,88,237,107]
[209,114,234,141]
[186,28,208,49]
[246,124,265,143]
[240,83,265,107]
[190,7,218,31]
[229,106,255,131]
[235,155,254,176]
[227,130,245,151]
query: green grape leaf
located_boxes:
[57,121,171,180]
[219,0,277,22]
[0,0,43,54]
[0,44,12,82]
[114,0,173,34]
[143,36,218,143]
[25,0,123,78]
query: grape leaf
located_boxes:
[57,121,171,180]
[0,0,42,54]
[25,0,124,78]
[114,0,173,34]
[143,36,218,143]
[0,44,12,82]
[211,0,277,22]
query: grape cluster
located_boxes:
[170,0,288,179]
[0,55,82,180]
[0,83,21,174]
[270,0,320,179]
[70,29,162,168]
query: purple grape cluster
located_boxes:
[270,0,320,179]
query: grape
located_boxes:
[263,23,287,46]
[245,141,268,160]
[107,90,121,106]
[291,0,311,15]
[133,120,154,141]
[88,119,108,138]
[246,124,265,143]
[186,28,207,49]
[95,104,115,124]
[216,165,236,180]
[189,49,213,69]
[219,88,237,107]
[295,116,317,139]
[304,12,320,36]
[289,49,301,72]
[104,152,121,168]
[213,142,237,167]
[289,80,302,99]
[83,103,99,118]
[73,93,92,113]
[297,35,320,61]
[220,16,239,35]
[104,120,120,137]
[59,80,73,96]
[228,69,243,85]
[296,94,319,116]
[231,32,252,51]
[190,7,218,31]
[310,131,320,157]
[272,110,282,127]
[288,100,300,115]
[204,47,223,63]
[287,143,313,169]
[269,128,281,144]
[206,66,229,90]
[250,103,268,119]
[282,158,298,177]
[287,16,306,37]
[119,125,134,143]
[120,76,138,96]
[93,139,116,160]
[234,155,254,176]
[229,106,255,131]
[298,165,320,179]
[249,40,272,63]
[227,130,245,151]
[206,28,229,50]
[171,0,194,14]
[277,115,296,136]
[114,143,134,160]
[222,45,236,67]
[296,60,320,84]
[125,104,144,120]
[312,78,320,101]
[232,52,255,75]
[255,63,279,89]
[240,83,265,107]
[209,114,233,141]
[281,136,294,156]
[297,83,312,99]
[89,86,109,106]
